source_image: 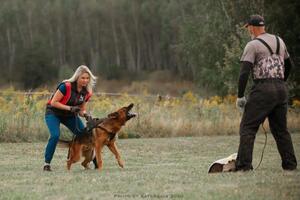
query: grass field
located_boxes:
[0,133,300,200]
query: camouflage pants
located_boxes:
[236,79,297,170]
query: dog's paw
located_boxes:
[118,160,124,168]
[97,167,103,172]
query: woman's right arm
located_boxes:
[50,90,71,111]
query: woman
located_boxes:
[43,65,97,171]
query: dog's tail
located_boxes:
[57,139,72,148]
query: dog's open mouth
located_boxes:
[127,111,137,119]
[126,103,137,119]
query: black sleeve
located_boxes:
[284,57,294,81]
[238,61,252,98]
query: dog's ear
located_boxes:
[127,103,134,109]
[108,112,119,119]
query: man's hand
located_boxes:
[236,96,247,112]
[70,106,81,113]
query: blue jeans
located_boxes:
[44,114,85,164]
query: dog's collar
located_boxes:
[85,117,106,133]
[97,125,115,135]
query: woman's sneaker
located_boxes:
[43,165,52,171]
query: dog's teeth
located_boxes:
[128,111,137,116]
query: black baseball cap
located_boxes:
[244,15,265,27]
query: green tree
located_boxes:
[264,0,300,98]
[17,39,57,89]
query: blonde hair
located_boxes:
[63,65,97,92]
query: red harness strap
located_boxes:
[85,91,92,102]
[47,82,72,105]
[60,82,72,104]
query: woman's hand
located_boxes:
[70,106,81,113]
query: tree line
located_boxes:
[0,0,299,96]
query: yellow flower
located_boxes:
[183,91,198,104]
[223,94,237,104]
[209,96,222,104]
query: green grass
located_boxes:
[1,134,300,200]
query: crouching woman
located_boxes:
[43,65,96,171]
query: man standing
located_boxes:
[235,15,297,171]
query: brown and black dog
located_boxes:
[62,103,136,171]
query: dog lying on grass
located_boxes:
[59,103,136,171]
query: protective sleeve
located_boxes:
[238,61,252,98]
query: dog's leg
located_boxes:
[95,143,104,171]
[108,142,124,168]
[67,144,81,170]
[81,150,93,170]
[67,146,75,170]
[81,160,90,169]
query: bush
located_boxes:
[0,90,299,142]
